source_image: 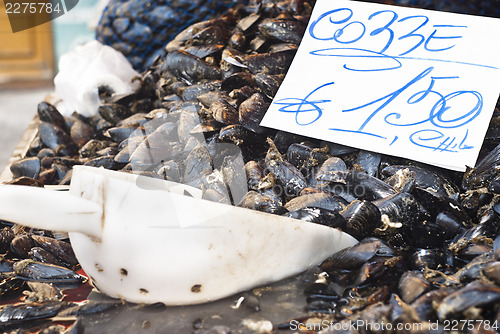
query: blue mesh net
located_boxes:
[96,0,242,71]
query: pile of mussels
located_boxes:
[4,0,500,332]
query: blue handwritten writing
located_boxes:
[311,48,402,71]
[309,47,498,71]
[270,2,497,160]
[343,67,434,131]
[272,82,335,126]
[271,66,482,153]
[384,74,483,128]
[308,7,466,58]
[409,129,473,152]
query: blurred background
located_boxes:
[0,0,108,171]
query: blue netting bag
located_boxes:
[96,0,241,71]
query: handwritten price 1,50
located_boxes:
[6,2,62,14]
[273,66,481,152]
[309,7,466,58]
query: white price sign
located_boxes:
[260,0,500,171]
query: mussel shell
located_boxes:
[10,234,35,259]
[450,209,500,256]
[36,148,55,160]
[0,228,14,254]
[14,260,85,285]
[84,156,119,169]
[5,177,44,187]
[166,50,222,84]
[79,139,115,158]
[29,247,65,267]
[70,120,96,148]
[244,160,263,191]
[105,123,142,143]
[0,277,26,301]
[487,174,500,194]
[38,169,57,184]
[321,237,394,271]
[398,271,430,303]
[284,192,347,213]
[191,24,228,45]
[211,100,239,125]
[372,192,433,247]
[383,168,416,193]
[436,281,500,320]
[221,72,256,91]
[482,261,500,285]
[117,113,149,127]
[238,190,286,215]
[286,142,328,172]
[382,165,458,197]
[254,73,284,99]
[39,122,78,156]
[238,93,269,133]
[27,135,43,157]
[130,139,183,171]
[182,144,213,188]
[410,248,453,271]
[412,187,472,227]
[153,160,181,182]
[98,103,131,125]
[244,52,294,75]
[201,170,231,204]
[258,18,305,44]
[462,142,500,190]
[37,102,69,134]
[218,124,248,146]
[285,206,346,229]
[236,13,260,31]
[340,200,381,239]
[0,300,72,325]
[345,170,398,201]
[220,154,247,205]
[264,138,307,198]
[181,81,222,102]
[229,85,255,103]
[410,289,453,322]
[177,106,202,145]
[315,157,348,184]
[355,150,381,177]
[10,157,41,179]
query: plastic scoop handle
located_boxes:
[0,185,103,238]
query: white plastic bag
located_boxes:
[54,40,139,117]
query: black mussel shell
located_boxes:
[285,206,346,229]
[340,200,381,239]
[37,102,70,134]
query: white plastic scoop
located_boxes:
[0,166,358,305]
